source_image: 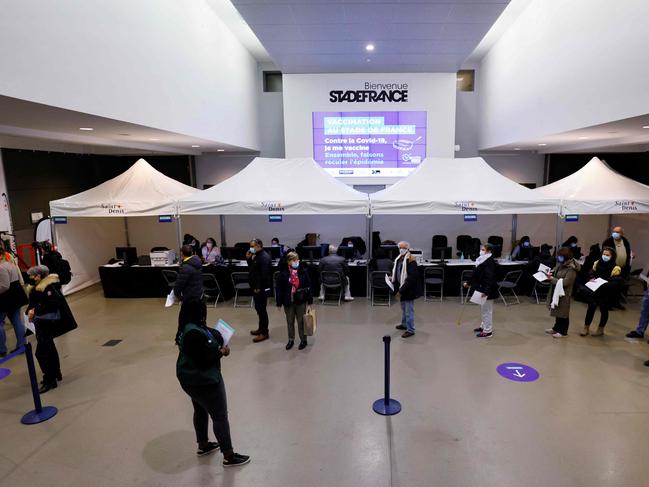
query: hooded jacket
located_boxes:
[173,255,204,300]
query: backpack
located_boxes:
[58,259,72,285]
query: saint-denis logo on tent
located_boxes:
[454,201,477,212]
[615,200,638,212]
[261,201,285,212]
[101,203,126,215]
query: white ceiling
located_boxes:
[0,96,256,156]
[231,0,511,73]
[484,113,649,154]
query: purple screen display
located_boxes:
[312,111,427,177]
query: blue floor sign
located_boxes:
[496,363,539,382]
[0,368,11,380]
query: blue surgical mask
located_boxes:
[523,241,530,247]
[602,255,611,262]
[291,261,299,269]
[479,250,486,256]
[249,247,256,254]
[570,242,577,248]
[557,255,565,263]
[612,232,621,240]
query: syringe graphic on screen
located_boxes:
[392,136,422,151]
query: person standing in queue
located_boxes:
[465,243,498,338]
[393,241,419,338]
[581,247,621,337]
[248,239,272,343]
[0,244,27,356]
[175,298,250,467]
[275,252,313,351]
[174,245,205,325]
[546,247,580,338]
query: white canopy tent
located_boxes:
[532,156,649,215]
[177,157,369,215]
[370,157,559,215]
[49,158,200,293]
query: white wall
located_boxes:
[478,0,649,149]
[283,73,456,184]
[0,0,260,151]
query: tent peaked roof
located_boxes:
[370,157,558,214]
[533,157,649,214]
[177,157,369,215]
[50,158,200,217]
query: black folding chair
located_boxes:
[321,271,343,306]
[231,272,252,308]
[202,273,222,307]
[497,270,523,306]
[370,271,391,306]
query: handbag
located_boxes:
[294,286,311,305]
[303,307,317,336]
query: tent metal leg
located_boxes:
[220,215,226,246]
[124,217,130,247]
[176,215,183,252]
[511,214,518,249]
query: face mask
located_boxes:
[347,242,354,247]
[206,243,213,249]
[523,241,530,248]
[570,242,577,248]
[399,248,408,256]
[612,232,621,240]
[602,255,611,262]
[249,247,256,254]
[557,255,565,263]
[479,250,486,256]
[271,243,279,247]
[291,261,299,269]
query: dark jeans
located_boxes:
[553,317,570,336]
[35,332,61,384]
[585,289,609,327]
[253,290,269,335]
[182,381,233,455]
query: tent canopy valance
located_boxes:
[370,157,559,215]
[177,157,369,215]
[532,157,649,215]
[50,158,200,217]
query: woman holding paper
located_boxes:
[175,298,250,467]
[465,243,498,338]
[275,251,313,350]
[581,247,621,337]
[546,247,580,338]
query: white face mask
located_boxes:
[399,248,408,255]
[249,247,256,254]
[271,243,279,247]
[479,250,486,256]
[347,242,354,247]
[206,243,213,249]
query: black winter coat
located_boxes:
[397,258,419,301]
[470,256,499,300]
[27,275,77,338]
[275,266,313,307]
[247,249,272,291]
[174,255,204,300]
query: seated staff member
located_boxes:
[545,247,580,338]
[582,247,621,337]
[393,241,419,338]
[201,238,223,264]
[318,245,354,302]
[465,243,498,339]
[175,298,250,467]
[275,252,313,351]
[512,236,533,260]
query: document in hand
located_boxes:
[469,290,488,305]
[384,274,395,292]
[215,319,235,346]
[165,291,177,307]
[585,278,608,292]
[533,263,551,282]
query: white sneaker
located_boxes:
[545,328,554,334]
[318,295,324,301]
[344,296,355,301]
[552,333,567,338]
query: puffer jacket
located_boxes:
[173,255,204,300]
[549,259,581,318]
[26,274,78,337]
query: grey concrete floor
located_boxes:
[1,287,648,487]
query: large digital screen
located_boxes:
[313,111,426,177]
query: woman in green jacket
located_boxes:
[176,298,250,467]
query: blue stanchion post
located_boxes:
[20,341,57,425]
[373,335,401,415]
